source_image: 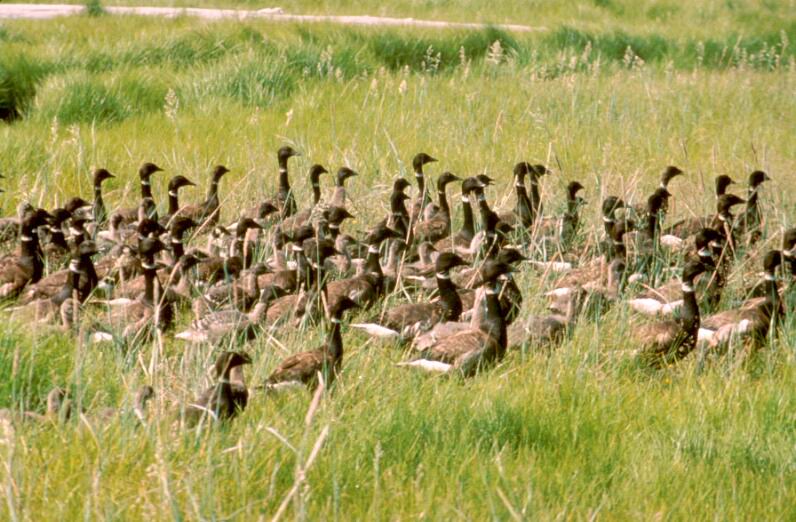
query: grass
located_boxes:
[0,8,795,521]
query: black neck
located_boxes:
[364,246,383,277]
[483,285,506,348]
[602,217,615,238]
[528,176,541,222]
[514,177,533,228]
[143,264,157,305]
[436,272,462,321]
[141,178,153,199]
[206,179,220,203]
[93,186,106,222]
[438,188,450,219]
[171,237,184,262]
[327,318,344,361]
[20,226,44,282]
[278,165,290,194]
[78,254,98,301]
[50,228,68,249]
[168,191,179,216]
[646,212,658,240]
[312,183,321,205]
[680,281,700,333]
[460,194,475,241]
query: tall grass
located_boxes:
[0,13,794,521]
[0,15,794,125]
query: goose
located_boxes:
[664,176,739,239]
[413,171,461,243]
[351,252,468,340]
[628,187,672,269]
[699,250,784,349]
[633,259,712,367]
[193,218,258,283]
[538,180,587,248]
[409,152,438,222]
[0,202,34,246]
[177,165,229,227]
[176,285,285,343]
[308,164,330,206]
[200,261,269,312]
[274,145,301,219]
[1,387,72,426]
[228,217,262,268]
[263,296,359,392]
[507,285,587,352]
[784,228,796,278]
[550,217,631,294]
[91,384,157,425]
[398,259,512,376]
[131,385,155,424]
[499,162,549,231]
[433,176,481,254]
[387,178,412,242]
[628,228,724,316]
[161,174,196,226]
[325,223,402,310]
[166,216,198,264]
[184,351,252,426]
[117,163,163,224]
[380,238,407,293]
[402,242,438,279]
[22,240,99,310]
[91,168,115,226]
[41,207,72,266]
[279,164,331,236]
[264,237,339,326]
[92,237,174,342]
[0,209,51,299]
[330,166,358,208]
[738,170,771,243]
[630,166,682,216]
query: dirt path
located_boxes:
[0,3,545,31]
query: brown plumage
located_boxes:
[184,351,252,426]
[278,164,330,237]
[0,209,51,299]
[177,165,229,227]
[117,163,164,224]
[264,296,359,391]
[413,172,461,243]
[700,250,784,351]
[324,223,401,310]
[401,260,512,376]
[634,260,711,367]
[330,167,358,208]
[352,252,468,340]
[664,176,739,239]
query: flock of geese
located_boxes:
[0,147,793,426]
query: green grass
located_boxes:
[0,9,795,520]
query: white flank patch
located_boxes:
[628,298,663,315]
[660,235,684,249]
[107,298,135,306]
[545,287,573,298]
[396,359,452,373]
[530,260,573,272]
[628,273,645,284]
[91,332,114,343]
[661,300,683,315]
[697,328,716,342]
[175,330,206,343]
[265,381,305,393]
[350,323,400,338]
